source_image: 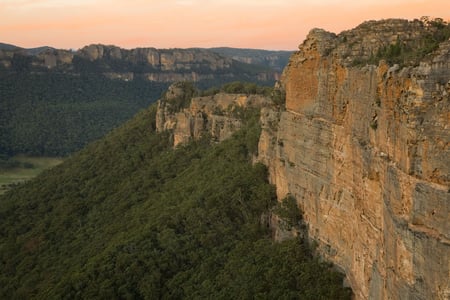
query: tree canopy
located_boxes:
[0,101,351,299]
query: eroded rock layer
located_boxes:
[258,19,450,300]
[0,45,281,84]
[156,83,270,147]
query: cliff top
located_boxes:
[300,17,450,67]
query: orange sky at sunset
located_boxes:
[1,0,450,50]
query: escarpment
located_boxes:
[0,44,286,157]
[0,44,281,84]
[257,18,450,300]
[152,20,449,298]
[156,82,271,147]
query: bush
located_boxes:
[354,18,450,67]
[274,194,302,230]
[220,81,272,95]
[271,88,286,108]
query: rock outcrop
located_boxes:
[34,48,74,68]
[210,47,292,72]
[0,44,281,84]
[77,45,233,72]
[257,19,450,300]
[156,82,270,147]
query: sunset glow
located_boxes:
[1,0,450,50]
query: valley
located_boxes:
[0,156,63,195]
[0,44,291,158]
[1,17,449,300]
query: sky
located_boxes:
[1,0,450,50]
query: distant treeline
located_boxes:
[0,57,276,158]
[0,72,168,157]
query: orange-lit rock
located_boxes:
[258,19,450,300]
[156,83,271,147]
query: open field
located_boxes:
[0,156,63,195]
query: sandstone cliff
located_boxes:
[77,44,233,73]
[156,82,271,147]
[257,18,450,300]
[0,44,280,84]
[210,47,292,72]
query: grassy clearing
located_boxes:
[0,156,63,194]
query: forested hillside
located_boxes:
[0,96,351,299]
[210,47,292,72]
[0,72,166,156]
[0,45,281,160]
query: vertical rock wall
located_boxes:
[258,20,450,299]
[156,84,270,147]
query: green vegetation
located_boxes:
[162,81,277,118]
[271,88,286,108]
[356,18,450,66]
[220,81,270,94]
[0,155,63,194]
[201,81,273,96]
[0,48,280,159]
[0,154,31,170]
[162,82,199,113]
[210,47,292,72]
[0,101,351,299]
[0,72,168,157]
[274,195,303,230]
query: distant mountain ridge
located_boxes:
[0,43,292,69]
[0,42,20,51]
[0,18,449,300]
[0,42,287,82]
[0,43,290,157]
[0,43,291,85]
[0,43,56,55]
[210,47,292,72]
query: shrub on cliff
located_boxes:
[161,81,199,113]
[364,18,450,66]
[225,81,272,95]
[274,194,303,230]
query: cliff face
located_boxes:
[0,44,280,84]
[210,47,292,72]
[258,19,450,299]
[78,44,231,69]
[156,83,270,147]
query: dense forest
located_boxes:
[0,94,351,298]
[0,47,279,161]
[0,72,167,157]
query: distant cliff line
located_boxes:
[0,43,291,83]
[0,42,292,157]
